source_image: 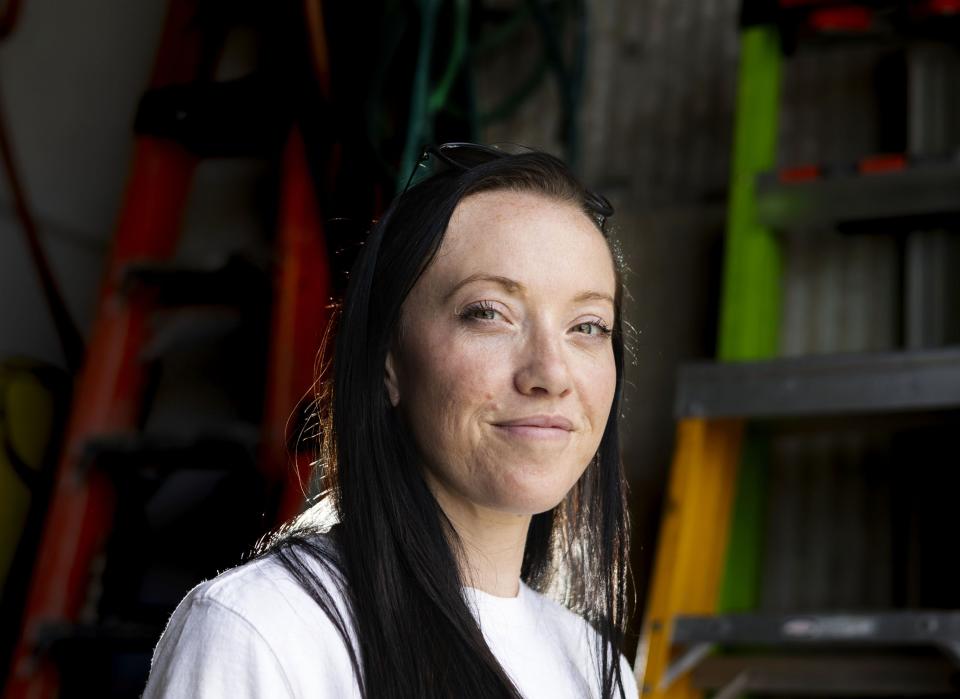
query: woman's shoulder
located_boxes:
[209,534,339,600]
[189,558,303,622]
[181,533,342,624]
[143,531,360,698]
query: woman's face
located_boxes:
[385,189,618,518]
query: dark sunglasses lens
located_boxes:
[404,152,436,191]
[411,144,614,231]
[438,143,502,169]
[588,192,614,218]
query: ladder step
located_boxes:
[79,435,269,623]
[35,621,160,655]
[756,152,960,233]
[121,254,271,307]
[80,428,260,476]
[133,74,290,158]
[675,346,960,418]
[672,611,960,647]
[142,307,246,359]
[692,654,960,696]
[33,622,161,697]
[763,0,960,51]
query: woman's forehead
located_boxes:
[429,190,616,294]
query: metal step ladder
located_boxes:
[1,1,349,695]
[633,1,960,696]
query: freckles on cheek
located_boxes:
[442,348,504,422]
[406,345,498,467]
[441,349,498,408]
[404,334,498,413]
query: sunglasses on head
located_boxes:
[402,142,614,233]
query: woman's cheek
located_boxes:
[442,339,508,400]
[405,328,502,407]
[577,352,616,420]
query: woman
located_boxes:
[143,143,637,698]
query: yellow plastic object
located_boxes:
[634,418,743,698]
[0,361,59,599]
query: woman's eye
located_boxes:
[461,302,502,322]
[573,320,611,337]
[473,308,497,320]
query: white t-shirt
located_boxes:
[142,543,639,698]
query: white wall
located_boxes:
[0,0,167,367]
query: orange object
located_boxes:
[261,128,334,524]
[634,418,743,698]
[925,0,960,15]
[3,1,207,694]
[778,163,821,183]
[858,153,907,174]
[779,0,836,7]
[809,6,874,32]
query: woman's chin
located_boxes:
[481,472,579,516]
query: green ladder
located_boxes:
[634,3,960,697]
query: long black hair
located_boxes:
[258,149,631,698]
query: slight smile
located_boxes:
[491,415,574,440]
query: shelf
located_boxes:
[755,155,960,233]
[35,621,161,655]
[80,427,260,477]
[672,611,960,647]
[691,654,959,696]
[121,254,271,308]
[675,346,960,419]
[659,612,960,696]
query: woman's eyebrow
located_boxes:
[444,273,524,301]
[573,290,614,306]
[444,273,613,307]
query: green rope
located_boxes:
[526,0,582,167]
[428,0,469,115]
[390,0,588,188]
[473,4,533,56]
[397,0,441,194]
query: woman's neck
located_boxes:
[427,477,531,598]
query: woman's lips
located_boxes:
[491,415,574,440]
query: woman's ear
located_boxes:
[384,350,401,407]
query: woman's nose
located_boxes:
[513,328,572,397]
